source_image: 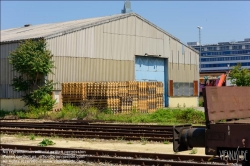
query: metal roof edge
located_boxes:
[45,13,133,39]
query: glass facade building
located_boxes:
[187,38,250,72]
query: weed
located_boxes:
[38,139,55,147]
[97,108,205,124]
[9,105,205,125]
[190,148,198,154]
[116,136,124,141]
[29,134,36,140]
[127,141,133,144]
[9,109,28,119]
[163,140,170,144]
[17,133,25,138]
[183,103,186,108]
[140,136,148,145]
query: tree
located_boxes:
[228,63,250,86]
[9,39,56,110]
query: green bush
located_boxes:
[175,108,205,124]
[15,111,28,119]
[0,110,11,118]
[50,104,80,120]
[96,108,205,124]
[38,138,55,146]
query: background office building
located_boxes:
[187,38,250,72]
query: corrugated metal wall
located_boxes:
[0,43,25,98]
[46,15,198,83]
[48,57,134,90]
[1,15,199,98]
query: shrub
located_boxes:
[38,139,55,146]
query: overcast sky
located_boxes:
[1,1,250,45]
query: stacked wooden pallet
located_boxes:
[62,81,164,113]
[156,82,164,110]
[61,82,88,102]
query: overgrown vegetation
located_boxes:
[228,63,250,86]
[8,39,56,112]
[0,110,11,118]
[1,105,205,124]
[38,138,55,146]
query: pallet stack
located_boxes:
[156,82,164,109]
[138,82,148,113]
[61,82,88,102]
[62,81,164,113]
[147,82,157,113]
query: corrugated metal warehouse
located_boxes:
[0,12,199,111]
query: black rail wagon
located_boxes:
[173,86,250,166]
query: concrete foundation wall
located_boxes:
[168,97,198,108]
[0,99,26,111]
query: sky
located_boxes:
[1,1,250,45]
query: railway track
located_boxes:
[0,144,231,166]
[0,121,205,142]
[0,121,196,141]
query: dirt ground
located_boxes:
[0,134,206,156]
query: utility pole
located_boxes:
[197,26,202,72]
[197,26,202,99]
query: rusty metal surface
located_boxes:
[205,124,250,155]
[203,87,250,122]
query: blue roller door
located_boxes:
[135,56,168,106]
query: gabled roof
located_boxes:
[1,13,179,42]
[1,12,198,53]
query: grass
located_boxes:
[29,134,36,140]
[190,148,198,154]
[163,140,170,144]
[38,138,55,147]
[17,133,25,138]
[140,137,148,145]
[1,104,205,125]
[116,136,124,141]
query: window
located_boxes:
[200,56,250,62]
[207,47,211,51]
[232,45,242,50]
[201,62,250,68]
[220,46,225,50]
[245,45,250,49]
